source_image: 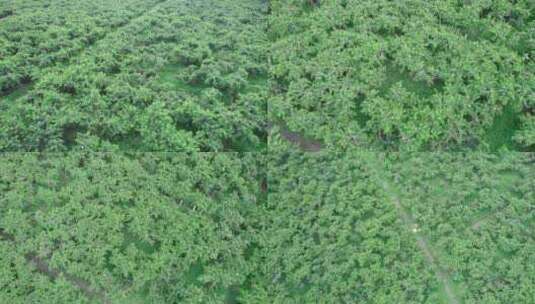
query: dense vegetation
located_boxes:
[1,1,534,303]
[0,153,266,303]
[255,150,534,303]
[389,153,535,303]
[0,0,164,96]
[269,0,534,151]
[1,0,267,152]
[254,151,440,303]
[2,151,532,303]
[2,0,534,152]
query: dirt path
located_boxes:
[26,253,111,304]
[268,122,324,151]
[379,178,461,304]
[274,133,462,302]
[0,229,110,304]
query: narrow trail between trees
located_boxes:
[26,253,111,304]
[0,229,111,304]
[272,124,464,303]
[378,172,461,304]
[268,122,323,151]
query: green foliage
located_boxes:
[269,0,535,151]
[0,153,266,303]
[247,152,440,303]
[1,152,533,304]
[0,0,267,152]
[240,151,533,303]
[1,1,534,304]
[388,152,535,303]
[0,0,164,95]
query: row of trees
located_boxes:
[1,151,533,303]
[0,153,266,303]
[268,0,534,151]
[0,0,268,152]
[0,0,165,95]
[2,0,532,152]
[389,152,535,303]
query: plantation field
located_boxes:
[1,0,534,303]
[389,153,535,303]
[1,152,532,303]
[260,151,534,303]
[1,0,533,152]
[1,0,268,152]
[0,153,267,303]
[269,0,535,151]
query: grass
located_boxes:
[158,64,208,95]
[483,103,522,151]
[115,291,151,304]
[383,64,443,98]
